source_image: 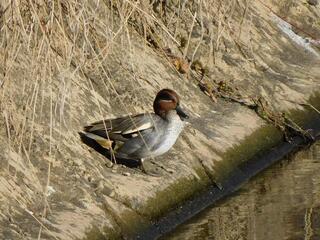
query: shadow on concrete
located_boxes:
[78,132,141,168]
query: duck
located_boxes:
[82,88,189,172]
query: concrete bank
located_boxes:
[0,1,319,239]
[135,96,320,239]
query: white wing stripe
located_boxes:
[122,122,153,134]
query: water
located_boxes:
[166,142,320,240]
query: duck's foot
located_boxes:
[150,160,175,174]
[139,159,161,177]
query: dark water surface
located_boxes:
[166,142,320,240]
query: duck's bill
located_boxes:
[176,105,189,120]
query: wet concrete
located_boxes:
[166,141,320,240]
[134,116,320,239]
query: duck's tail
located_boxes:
[80,131,113,150]
[79,132,140,168]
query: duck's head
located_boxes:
[153,89,189,120]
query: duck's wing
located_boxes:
[83,113,156,149]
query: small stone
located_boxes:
[46,186,56,197]
[102,185,115,196]
[109,190,115,197]
[168,168,175,174]
[73,158,82,166]
[122,172,131,177]
[308,0,318,6]
[105,161,113,168]
[94,180,104,192]
[74,174,81,179]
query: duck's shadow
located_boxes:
[78,132,141,168]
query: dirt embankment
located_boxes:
[0,0,319,239]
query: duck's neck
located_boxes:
[165,110,183,124]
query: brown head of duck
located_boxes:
[153,89,189,120]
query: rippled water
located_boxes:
[166,142,320,240]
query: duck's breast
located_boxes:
[151,116,185,157]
